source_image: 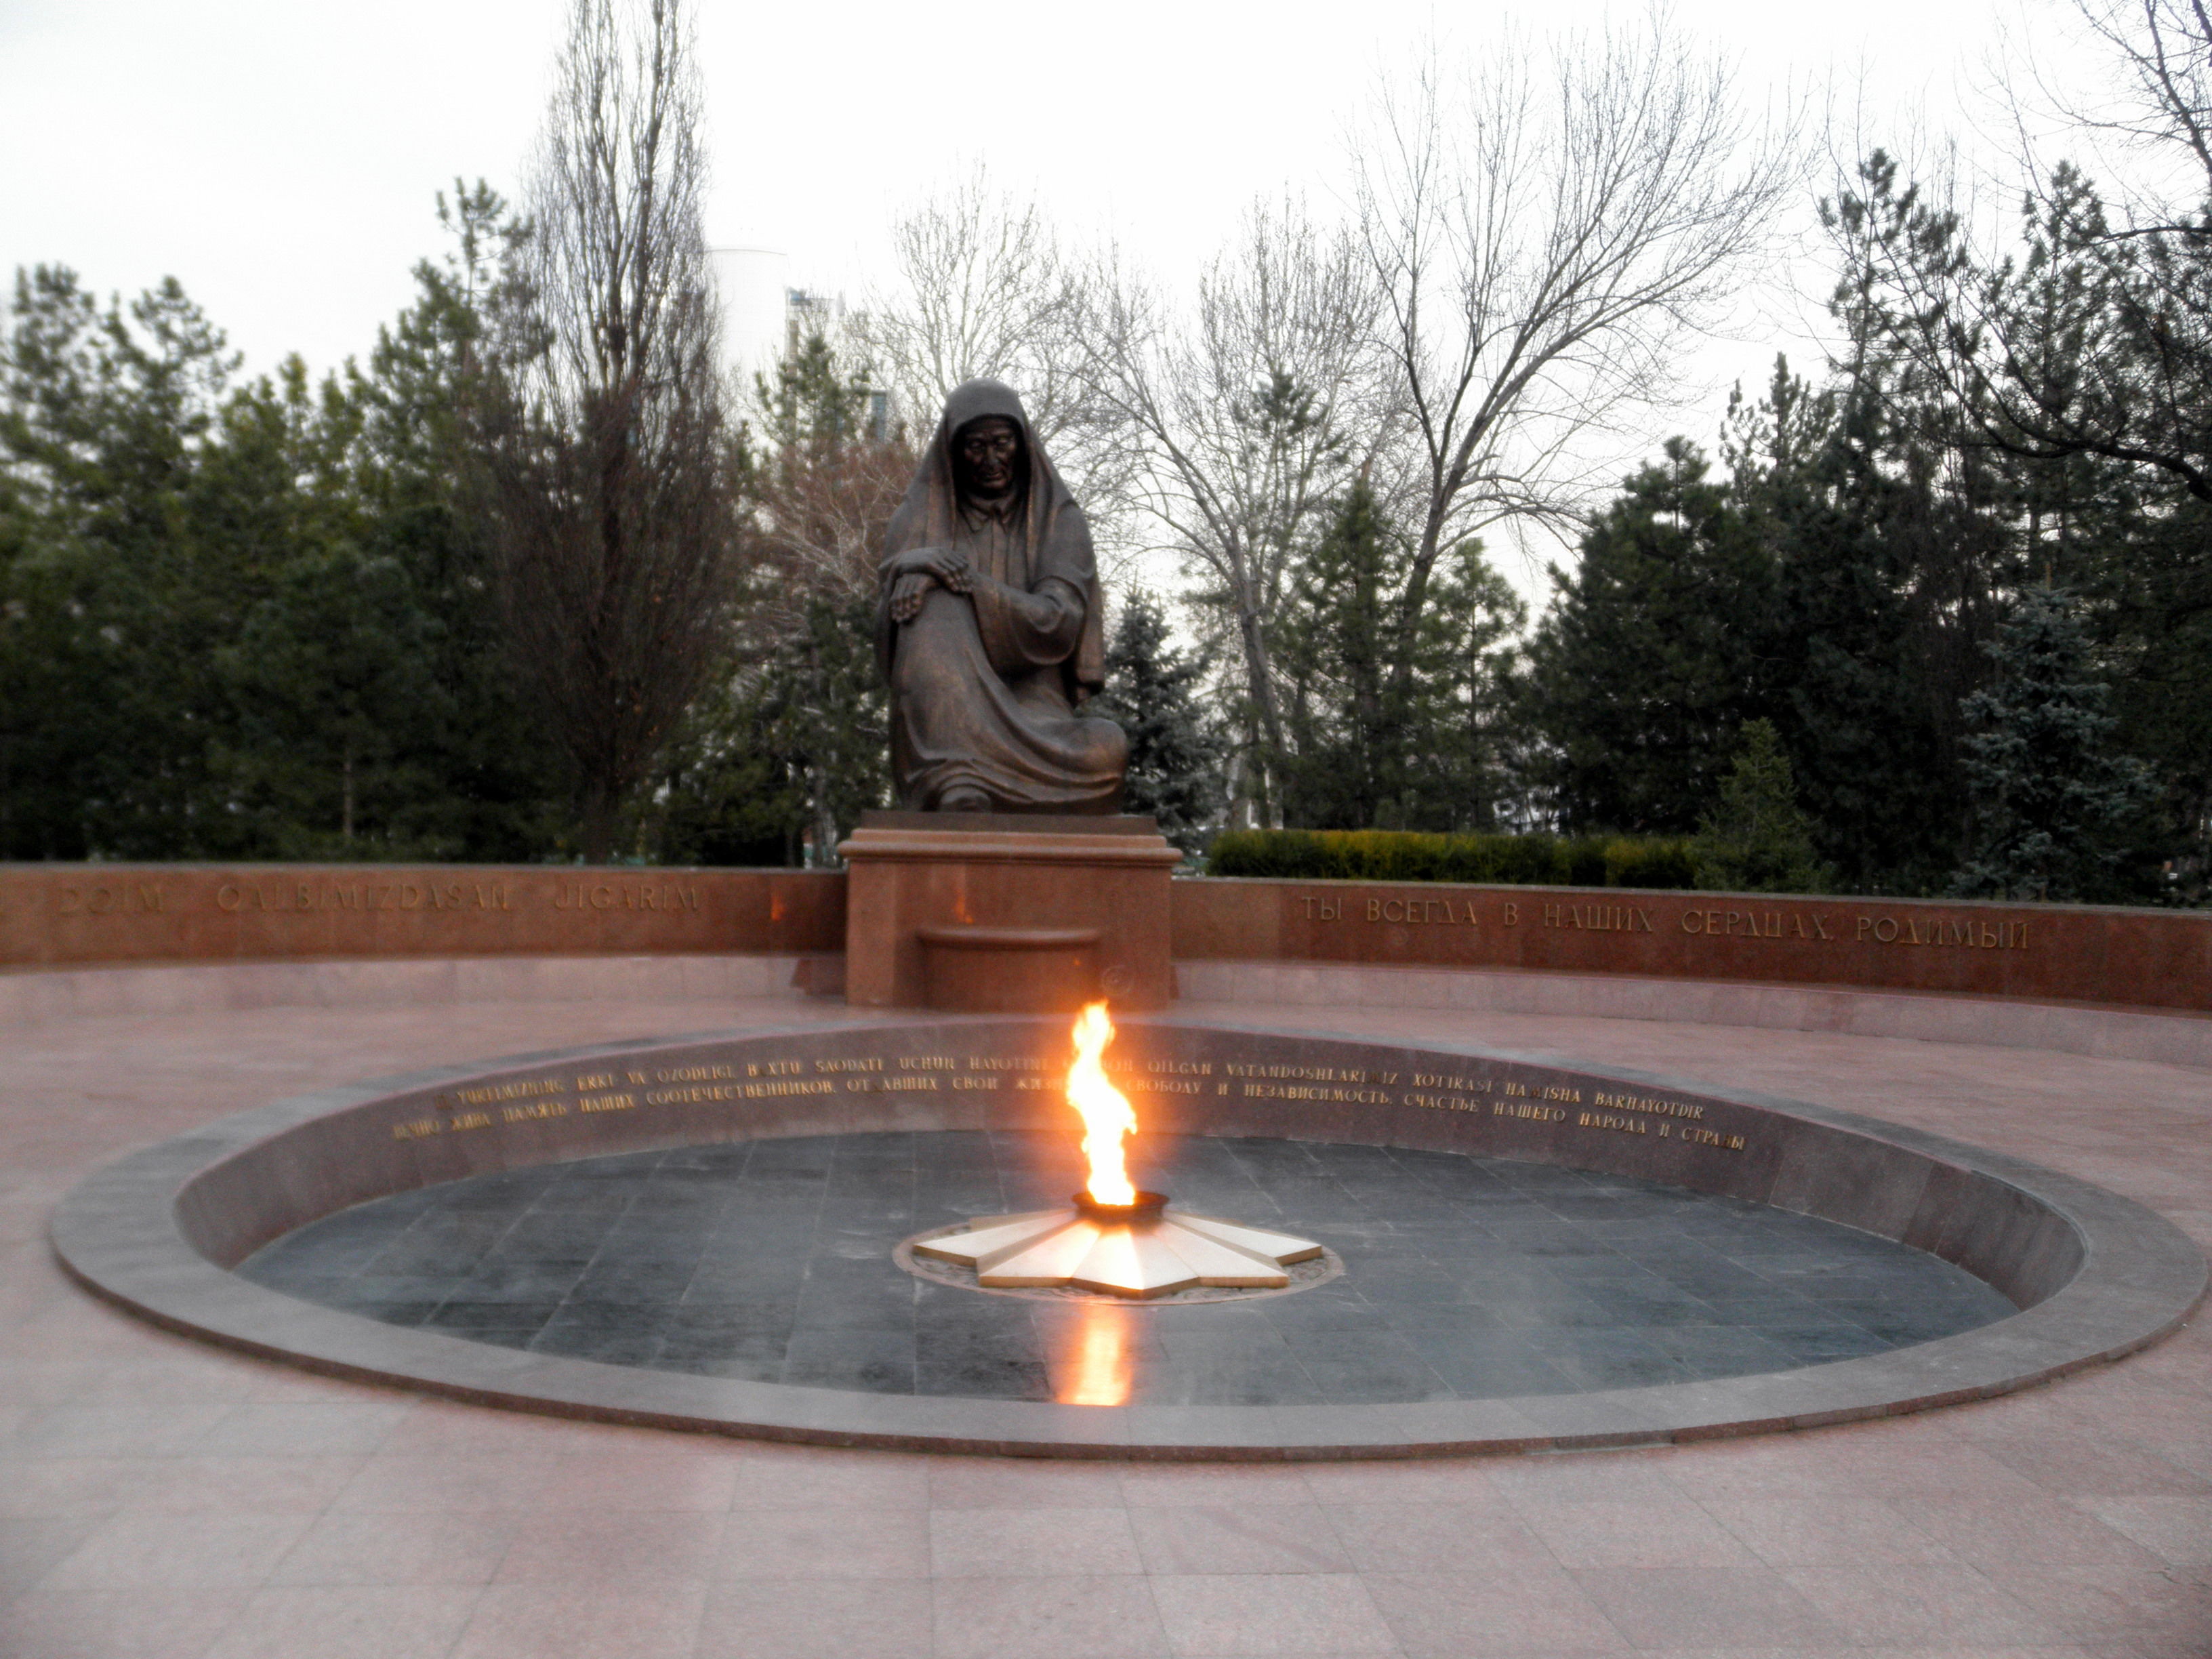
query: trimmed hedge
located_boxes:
[1204,829,1698,890]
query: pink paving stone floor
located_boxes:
[0,991,2207,1659]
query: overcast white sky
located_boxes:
[0,0,2102,586]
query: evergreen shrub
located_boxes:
[1205,830,1697,889]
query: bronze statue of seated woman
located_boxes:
[876,378,1127,813]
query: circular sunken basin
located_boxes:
[52,1014,2205,1459]
[234,1134,2011,1401]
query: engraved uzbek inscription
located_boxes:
[380,1038,1759,1163]
[550,881,701,913]
[218,879,510,914]
[1285,882,2043,963]
[52,882,166,916]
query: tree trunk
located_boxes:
[1235,604,1285,760]
[579,782,617,864]
[1232,609,1290,829]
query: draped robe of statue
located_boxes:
[877,380,1128,813]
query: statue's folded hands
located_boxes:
[887,545,973,623]
[886,544,972,588]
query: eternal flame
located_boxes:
[877,378,1128,813]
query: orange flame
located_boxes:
[1059,1300,1132,1406]
[1067,1000,1137,1206]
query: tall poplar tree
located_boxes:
[472,0,739,861]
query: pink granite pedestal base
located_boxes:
[839,813,1181,1010]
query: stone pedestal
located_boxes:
[916,925,1100,1012]
[838,812,1181,1011]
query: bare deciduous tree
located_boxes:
[1076,198,1389,819]
[743,340,916,609]
[473,0,737,861]
[739,350,914,859]
[1862,0,2212,503]
[745,434,914,609]
[846,167,1142,554]
[849,165,1084,441]
[2030,0,2212,218]
[1353,18,1795,708]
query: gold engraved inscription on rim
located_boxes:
[384,1049,1753,1157]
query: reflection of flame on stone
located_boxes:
[1060,1300,1131,1406]
[1068,1001,1137,1206]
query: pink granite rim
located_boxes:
[47,1012,2207,1460]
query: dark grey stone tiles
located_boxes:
[237,1131,2015,1408]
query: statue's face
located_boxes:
[957,417,1021,500]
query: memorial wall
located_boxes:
[1171,878,2212,1014]
[0,864,844,965]
[3,861,2207,1015]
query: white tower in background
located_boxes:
[710,245,790,386]
[712,252,887,437]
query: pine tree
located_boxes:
[1274,479,1396,827]
[1724,352,1988,895]
[658,327,909,867]
[1950,587,2156,901]
[1521,440,1772,834]
[1691,720,1828,893]
[1086,590,1224,853]
[653,588,886,868]
[333,182,569,859]
[0,206,572,863]
[1273,479,1522,831]
[0,265,242,857]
